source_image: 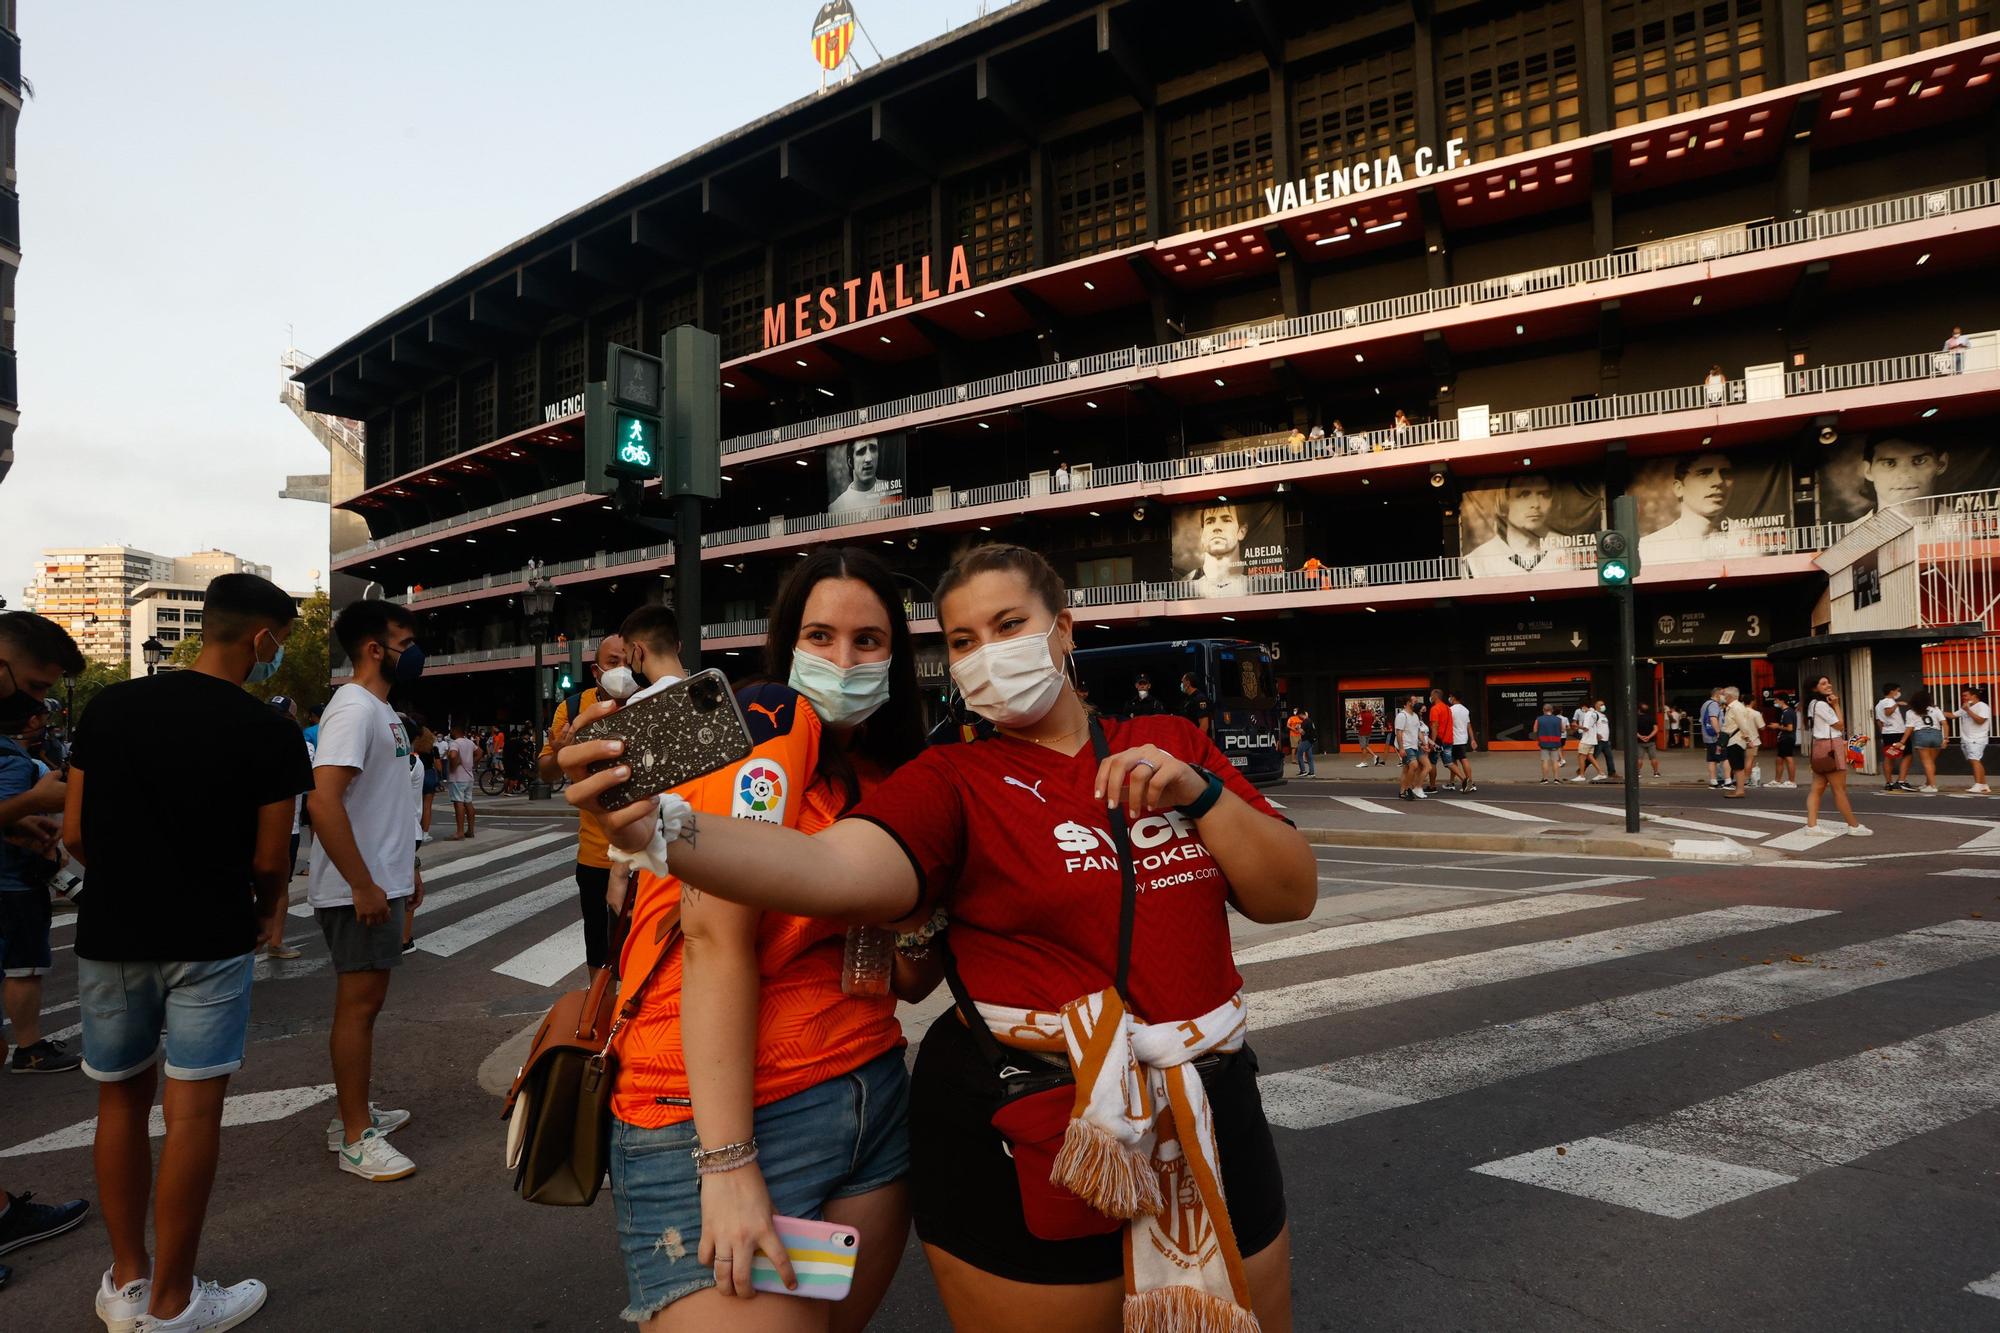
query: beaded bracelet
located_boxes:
[895,908,950,959]
[696,1148,759,1177]
[691,1138,759,1175]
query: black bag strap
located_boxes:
[940,716,1141,1079]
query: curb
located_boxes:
[1300,825,1759,863]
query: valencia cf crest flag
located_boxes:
[812,0,857,71]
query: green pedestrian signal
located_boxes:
[557,670,575,694]
[583,344,668,494]
[1597,495,1642,588]
[614,413,658,474]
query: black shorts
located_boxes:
[1776,738,1797,758]
[1726,744,1747,773]
[909,1009,1288,1285]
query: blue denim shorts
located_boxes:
[77,953,256,1082]
[610,1046,910,1322]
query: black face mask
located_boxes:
[0,688,40,733]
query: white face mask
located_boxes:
[950,622,1067,728]
[790,652,892,727]
[597,665,641,702]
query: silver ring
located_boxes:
[1132,759,1157,772]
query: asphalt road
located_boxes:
[4,816,1997,1331]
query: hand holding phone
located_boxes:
[750,1217,859,1301]
[571,669,754,811]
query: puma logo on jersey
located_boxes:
[1003,776,1046,803]
[746,700,786,725]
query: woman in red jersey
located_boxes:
[564,544,1316,1333]
[606,549,930,1331]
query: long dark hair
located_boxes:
[1907,688,1934,717]
[760,547,926,812]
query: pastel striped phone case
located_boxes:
[749,1216,860,1301]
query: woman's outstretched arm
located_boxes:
[559,699,919,924]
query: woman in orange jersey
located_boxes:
[566,545,1317,1333]
[607,548,929,1331]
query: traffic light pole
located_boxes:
[677,492,701,669]
[1617,582,1640,833]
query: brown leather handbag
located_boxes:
[501,904,680,1206]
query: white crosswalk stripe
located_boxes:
[3,1085,335,1158]
[1969,1270,2000,1301]
[289,831,573,916]
[1437,799,1550,822]
[1259,919,2000,1128]
[1233,893,1637,968]
[1567,803,1768,839]
[1328,795,1402,815]
[413,877,576,959]
[414,848,578,916]
[1934,867,2000,878]
[1249,905,1833,1031]
[1472,1011,2000,1217]
[493,919,589,988]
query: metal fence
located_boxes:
[716,177,2000,458]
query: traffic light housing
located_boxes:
[583,344,667,494]
[1597,495,1642,587]
[661,325,723,499]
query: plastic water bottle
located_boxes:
[841,925,893,998]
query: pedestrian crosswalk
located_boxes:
[1247,884,2000,1261]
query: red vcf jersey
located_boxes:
[853,714,1288,1021]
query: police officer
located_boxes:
[1180,672,1213,736]
[1129,673,1169,717]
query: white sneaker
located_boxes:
[336,1127,415,1181]
[1354,761,1370,768]
[135,1277,267,1332]
[1569,775,1587,783]
[1846,825,1874,837]
[1922,785,1940,794]
[1589,774,1608,782]
[1802,825,1837,837]
[1411,789,1427,800]
[97,1267,150,1333]
[1972,785,1992,795]
[325,1104,411,1152]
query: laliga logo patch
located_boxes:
[733,761,787,823]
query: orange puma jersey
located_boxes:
[611,683,903,1129]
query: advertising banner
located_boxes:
[1171,500,1288,598]
[1485,677,1594,746]
[826,434,906,516]
[1817,431,1999,524]
[1458,472,1602,577]
[1630,448,1790,565]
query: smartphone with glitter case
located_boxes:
[573,669,752,810]
[749,1216,859,1300]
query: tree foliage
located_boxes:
[65,660,130,725]
[154,591,334,714]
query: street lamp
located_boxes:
[522,572,559,801]
[141,637,165,677]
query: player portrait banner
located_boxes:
[825,433,906,517]
[812,0,857,70]
[1457,472,1602,578]
[1817,430,1998,525]
[1629,448,1792,566]
[1170,499,1288,599]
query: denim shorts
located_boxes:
[0,889,53,977]
[77,953,256,1082]
[1402,747,1421,763]
[446,780,472,803]
[610,1046,910,1322]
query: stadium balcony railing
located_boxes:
[388,334,1995,611]
[338,175,2000,566]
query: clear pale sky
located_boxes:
[1,0,978,603]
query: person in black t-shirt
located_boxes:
[60,574,311,1330]
[1180,672,1214,736]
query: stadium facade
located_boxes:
[300,0,2000,749]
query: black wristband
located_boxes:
[1177,765,1226,820]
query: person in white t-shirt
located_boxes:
[1570,703,1606,782]
[1873,685,1906,792]
[444,723,480,839]
[1447,692,1476,792]
[1394,698,1427,801]
[307,600,423,1182]
[1803,676,1870,836]
[1955,686,1992,794]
